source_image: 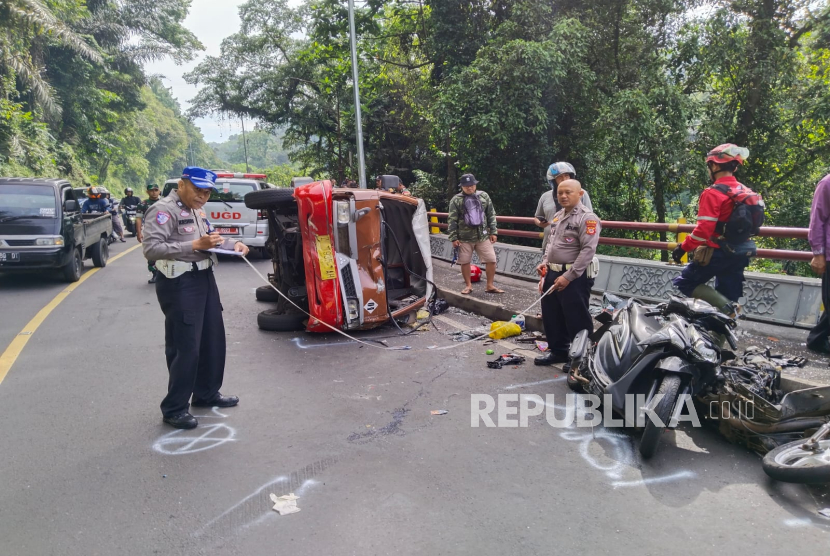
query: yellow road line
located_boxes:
[0,244,143,386]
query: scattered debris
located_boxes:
[428,298,450,315]
[488,321,522,339]
[536,341,548,352]
[416,309,431,320]
[270,493,301,515]
[818,508,830,519]
[430,409,449,416]
[486,349,494,355]
[487,353,526,369]
[448,328,487,342]
[767,337,780,342]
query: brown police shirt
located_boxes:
[543,203,601,282]
[142,189,237,263]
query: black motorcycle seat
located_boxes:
[629,303,662,344]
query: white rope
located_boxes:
[242,255,555,352]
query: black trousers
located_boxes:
[807,263,830,351]
[155,268,226,417]
[540,270,593,355]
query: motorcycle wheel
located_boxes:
[761,438,830,484]
[639,374,682,459]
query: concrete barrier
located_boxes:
[429,234,822,329]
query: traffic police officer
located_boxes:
[143,167,249,429]
[535,162,593,254]
[136,183,162,283]
[534,179,600,366]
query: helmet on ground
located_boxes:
[546,162,576,182]
[706,144,749,166]
[470,264,482,283]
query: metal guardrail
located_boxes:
[426,212,812,262]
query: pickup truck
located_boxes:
[0,178,113,282]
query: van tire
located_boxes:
[62,248,83,282]
[90,238,109,268]
[256,285,281,302]
[244,188,295,210]
[257,310,306,332]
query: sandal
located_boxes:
[460,286,473,295]
[485,287,505,294]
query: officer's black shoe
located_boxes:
[807,339,830,355]
[147,272,157,284]
[191,394,239,408]
[163,412,198,429]
[534,352,570,366]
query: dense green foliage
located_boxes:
[188,0,830,270]
[0,0,218,195]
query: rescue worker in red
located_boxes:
[671,144,758,316]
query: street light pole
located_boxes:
[347,0,367,188]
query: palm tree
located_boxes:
[0,0,102,116]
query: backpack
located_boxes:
[711,182,765,244]
[462,192,486,227]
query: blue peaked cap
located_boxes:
[182,166,217,189]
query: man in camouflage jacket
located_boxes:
[447,174,502,294]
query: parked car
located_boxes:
[163,172,272,257]
[243,176,433,332]
[0,178,113,281]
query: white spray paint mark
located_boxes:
[504,378,565,390]
[153,424,237,455]
[784,518,814,528]
[611,470,697,488]
[197,478,319,538]
[545,396,692,488]
[291,337,357,349]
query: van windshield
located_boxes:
[0,184,57,220]
[211,180,257,202]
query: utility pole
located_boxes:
[347,0,366,188]
[240,115,250,173]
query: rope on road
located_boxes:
[241,255,555,353]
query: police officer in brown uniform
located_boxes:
[534,179,601,366]
[143,167,249,429]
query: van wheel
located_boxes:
[255,285,281,302]
[257,310,306,331]
[244,188,295,210]
[90,238,109,267]
[62,248,83,282]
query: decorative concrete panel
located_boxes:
[429,233,821,328]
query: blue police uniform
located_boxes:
[142,167,240,429]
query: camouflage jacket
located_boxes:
[447,190,498,243]
[136,197,160,219]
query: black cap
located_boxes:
[459,174,478,187]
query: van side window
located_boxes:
[62,187,77,209]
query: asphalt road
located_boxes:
[1,242,829,555]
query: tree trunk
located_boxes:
[445,133,457,205]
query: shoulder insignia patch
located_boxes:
[585,219,598,235]
[156,211,171,225]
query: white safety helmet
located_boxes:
[546,162,576,183]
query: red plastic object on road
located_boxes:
[470,264,482,282]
